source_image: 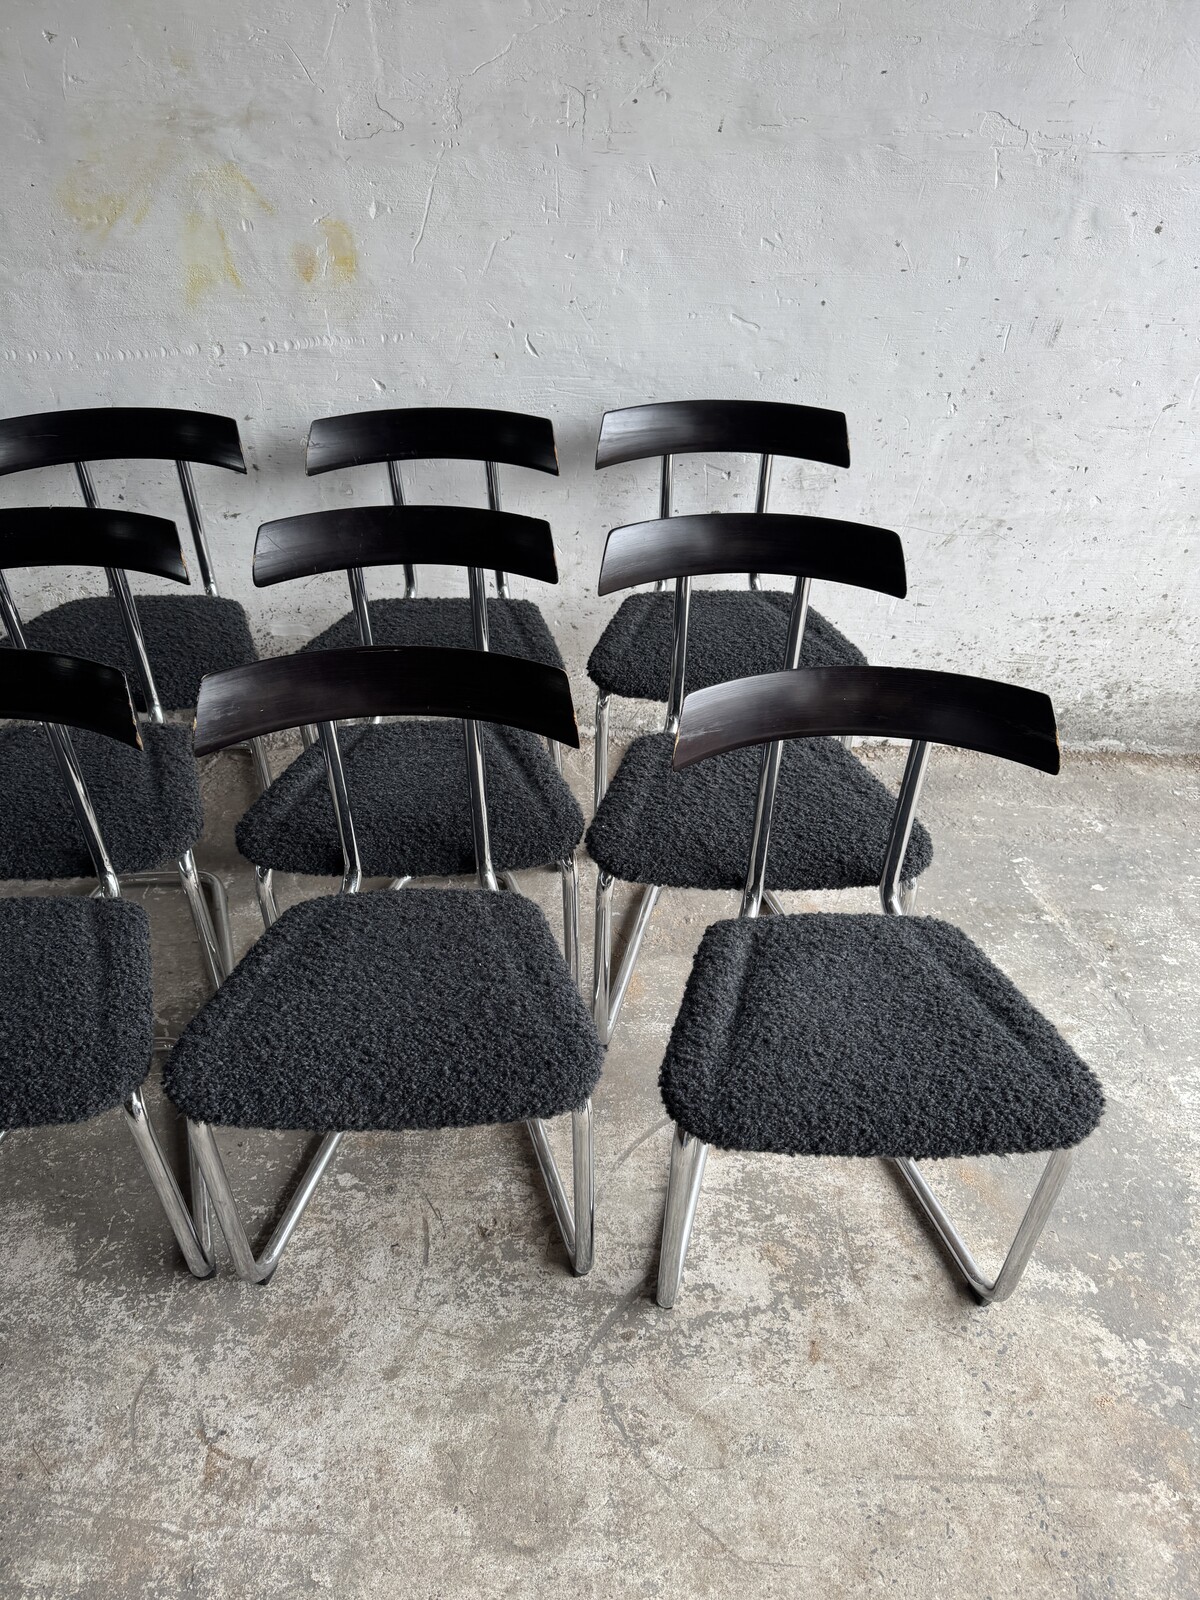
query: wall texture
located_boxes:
[1,1,1196,747]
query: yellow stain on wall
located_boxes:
[292,243,318,284]
[57,179,131,241]
[319,218,358,283]
[182,211,242,308]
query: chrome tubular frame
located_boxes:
[123,1089,215,1278]
[175,459,219,596]
[387,458,418,597]
[317,720,363,896]
[594,688,611,809]
[656,1125,709,1308]
[748,450,773,589]
[485,459,510,597]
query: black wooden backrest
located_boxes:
[595,400,849,471]
[253,506,558,586]
[0,508,189,583]
[0,405,245,601]
[0,649,142,894]
[673,665,1060,916]
[195,647,579,893]
[597,513,905,599]
[304,407,558,603]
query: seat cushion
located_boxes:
[661,913,1104,1159]
[587,589,864,702]
[10,594,258,711]
[0,896,153,1126]
[165,888,602,1131]
[236,720,583,878]
[586,731,933,891]
[0,723,203,879]
[302,596,565,671]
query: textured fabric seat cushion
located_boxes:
[0,723,203,879]
[302,596,565,670]
[587,589,865,702]
[236,720,584,878]
[661,912,1104,1159]
[165,888,602,1131]
[9,594,258,711]
[586,732,933,891]
[0,896,153,1126]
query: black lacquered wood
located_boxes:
[673,667,1060,774]
[598,513,905,598]
[0,648,141,747]
[254,505,558,588]
[195,645,580,755]
[595,401,850,470]
[0,408,245,477]
[0,508,190,582]
[306,408,559,477]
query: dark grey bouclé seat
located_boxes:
[236,720,583,878]
[0,897,153,1126]
[660,912,1105,1160]
[10,595,258,711]
[587,589,864,702]
[302,596,565,670]
[0,724,203,879]
[165,889,603,1132]
[586,732,933,891]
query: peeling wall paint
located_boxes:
[1,1,1197,748]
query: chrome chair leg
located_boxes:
[762,887,787,916]
[593,876,662,1046]
[840,734,854,751]
[247,735,273,795]
[254,865,280,930]
[892,1148,1075,1304]
[525,1099,594,1275]
[188,1119,343,1284]
[187,1124,213,1259]
[559,852,581,990]
[198,868,235,975]
[122,1090,215,1279]
[594,690,611,809]
[386,875,412,892]
[176,850,226,991]
[656,1124,710,1308]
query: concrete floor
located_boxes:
[1,738,1196,1598]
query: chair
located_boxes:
[300,406,563,670]
[588,510,930,1043]
[654,665,1105,1309]
[0,507,233,990]
[0,407,262,745]
[0,648,213,1279]
[164,645,601,1283]
[236,505,584,974]
[590,400,864,812]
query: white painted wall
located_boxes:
[1,1,1196,747]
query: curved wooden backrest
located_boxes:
[596,401,850,470]
[0,648,141,746]
[0,408,246,476]
[673,666,1060,774]
[0,507,190,582]
[306,408,559,477]
[254,505,558,588]
[195,646,580,754]
[598,513,905,598]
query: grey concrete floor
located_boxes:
[1,739,1197,1598]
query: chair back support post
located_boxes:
[386,459,418,598]
[749,453,774,590]
[315,720,363,894]
[463,563,498,888]
[653,454,673,592]
[73,459,166,722]
[484,460,510,597]
[879,739,932,915]
[175,459,219,595]
[664,575,692,733]
[738,575,812,917]
[0,576,123,894]
[347,566,375,645]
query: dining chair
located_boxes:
[0,408,265,784]
[236,504,584,975]
[0,507,233,989]
[654,665,1105,1309]
[164,645,601,1284]
[590,400,864,812]
[300,406,563,670]
[0,648,214,1280]
[587,510,930,1043]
